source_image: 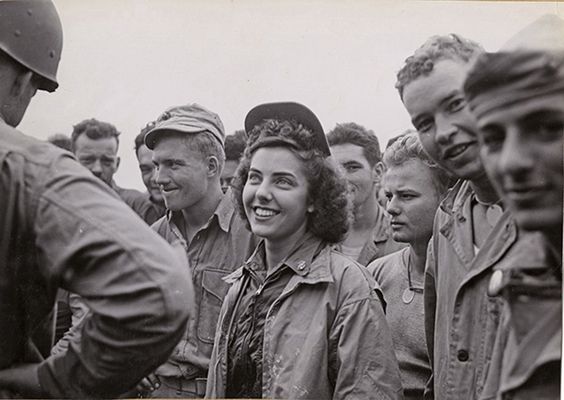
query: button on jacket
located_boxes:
[207,234,404,400]
[151,193,255,379]
[0,122,193,398]
[424,180,517,400]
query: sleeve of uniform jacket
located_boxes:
[32,155,193,398]
[422,235,437,400]
[329,272,404,400]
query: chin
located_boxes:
[391,232,409,243]
[164,200,180,211]
[445,159,485,181]
[151,193,165,203]
[249,224,272,240]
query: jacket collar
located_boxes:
[438,179,519,274]
[439,179,472,216]
[223,232,334,285]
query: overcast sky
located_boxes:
[19,0,562,191]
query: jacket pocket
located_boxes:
[198,269,231,344]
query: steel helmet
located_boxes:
[0,0,63,92]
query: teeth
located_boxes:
[449,144,468,158]
[255,208,277,217]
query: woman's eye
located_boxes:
[247,174,261,184]
[276,178,292,186]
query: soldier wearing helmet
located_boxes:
[0,1,194,397]
[0,0,62,126]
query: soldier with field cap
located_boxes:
[464,14,564,399]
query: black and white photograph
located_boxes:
[0,0,562,398]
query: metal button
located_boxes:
[457,349,469,362]
[297,261,306,270]
[488,270,504,297]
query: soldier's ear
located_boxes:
[373,161,385,183]
[207,156,220,177]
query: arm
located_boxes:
[331,296,403,400]
[32,156,193,398]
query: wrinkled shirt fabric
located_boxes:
[368,247,431,400]
[226,241,293,398]
[151,193,255,380]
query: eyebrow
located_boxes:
[342,160,363,166]
[520,109,564,123]
[152,157,185,165]
[411,90,461,126]
[249,168,297,178]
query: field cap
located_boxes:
[244,101,331,157]
[145,103,225,150]
[465,14,564,119]
[501,14,564,53]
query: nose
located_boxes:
[90,159,103,175]
[149,168,158,185]
[386,195,401,216]
[435,114,457,145]
[255,179,273,203]
[154,167,169,186]
[497,129,534,178]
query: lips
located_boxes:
[253,206,280,218]
[443,142,473,160]
[160,187,177,194]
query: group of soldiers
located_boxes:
[0,1,562,399]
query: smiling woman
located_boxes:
[206,102,403,399]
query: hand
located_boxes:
[0,363,44,398]
[135,373,161,393]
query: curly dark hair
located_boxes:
[71,118,121,152]
[396,34,483,99]
[232,119,351,244]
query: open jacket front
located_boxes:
[206,234,404,400]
